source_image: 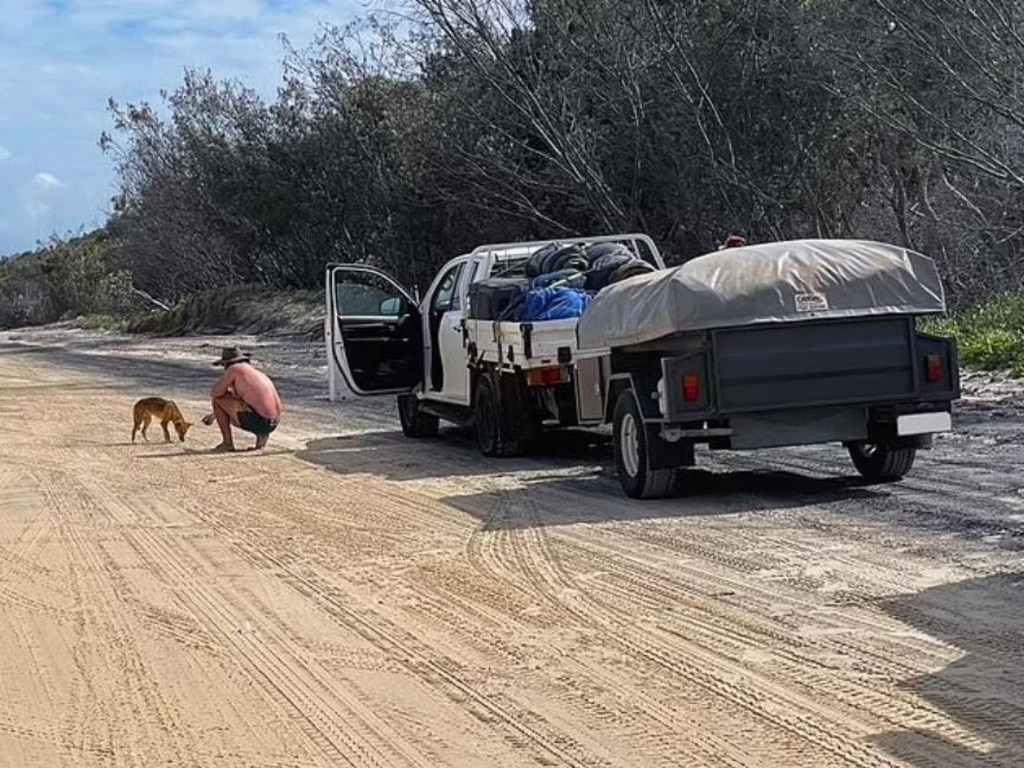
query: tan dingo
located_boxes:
[131,397,193,443]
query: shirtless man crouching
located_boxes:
[201,346,283,451]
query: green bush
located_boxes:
[0,229,139,329]
[923,294,1024,376]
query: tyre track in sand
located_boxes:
[726,449,1024,540]
[464,491,756,768]
[176,491,615,768]
[188,455,732,767]
[0,468,73,624]
[0,468,54,578]
[74,432,611,768]
[0,341,613,767]
[69,470,437,768]
[466,486,991,767]
[164,418,1012,766]
[0,464,106,766]
[551,530,987,752]
[34,449,201,767]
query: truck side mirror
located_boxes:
[379,296,403,316]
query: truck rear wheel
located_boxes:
[475,372,531,457]
[613,390,675,499]
[847,441,916,481]
[397,394,439,438]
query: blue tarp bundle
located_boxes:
[522,286,593,321]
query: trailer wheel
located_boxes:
[612,390,675,499]
[475,372,530,457]
[397,394,438,438]
[847,441,916,481]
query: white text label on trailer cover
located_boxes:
[795,293,829,313]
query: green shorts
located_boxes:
[237,405,278,436]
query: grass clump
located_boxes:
[125,286,323,338]
[74,314,129,332]
[924,294,1024,377]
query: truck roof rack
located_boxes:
[468,232,662,265]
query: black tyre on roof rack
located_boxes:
[609,259,656,283]
[541,244,587,275]
[525,243,560,278]
[584,242,633,262]
[585,249,636,291]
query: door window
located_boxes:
[458,259,483,311]
[335,271,407,317]
[432,263,465,314]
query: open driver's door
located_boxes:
[326,264,422,399]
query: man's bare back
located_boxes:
[203,347,283,451]
[212,362,282,420]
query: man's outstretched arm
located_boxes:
[211,369,235,399]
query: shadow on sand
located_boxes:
[295,427,611,480]
[0,341,319,400]
[0,341,211,390]
[133,446,295,459]
[870,573,1024,767]
[295,428,884,527]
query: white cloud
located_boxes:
[19,172,67,220]
[0,143,10,161]
[33,172,64,189]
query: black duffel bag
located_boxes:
[468,277,531,321]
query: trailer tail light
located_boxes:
[526,366,568,386]
[683,373,700,403]
[925,354,942,383]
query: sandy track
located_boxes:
[0,334,1022,767]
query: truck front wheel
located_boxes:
[613,390,676,499]
[397,394,439,438]
[847,441,916,481]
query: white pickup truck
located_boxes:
[325,233,664,449]
[326,234,960,498]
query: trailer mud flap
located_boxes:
[648,428,696,470]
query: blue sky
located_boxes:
[0,0,379,256]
